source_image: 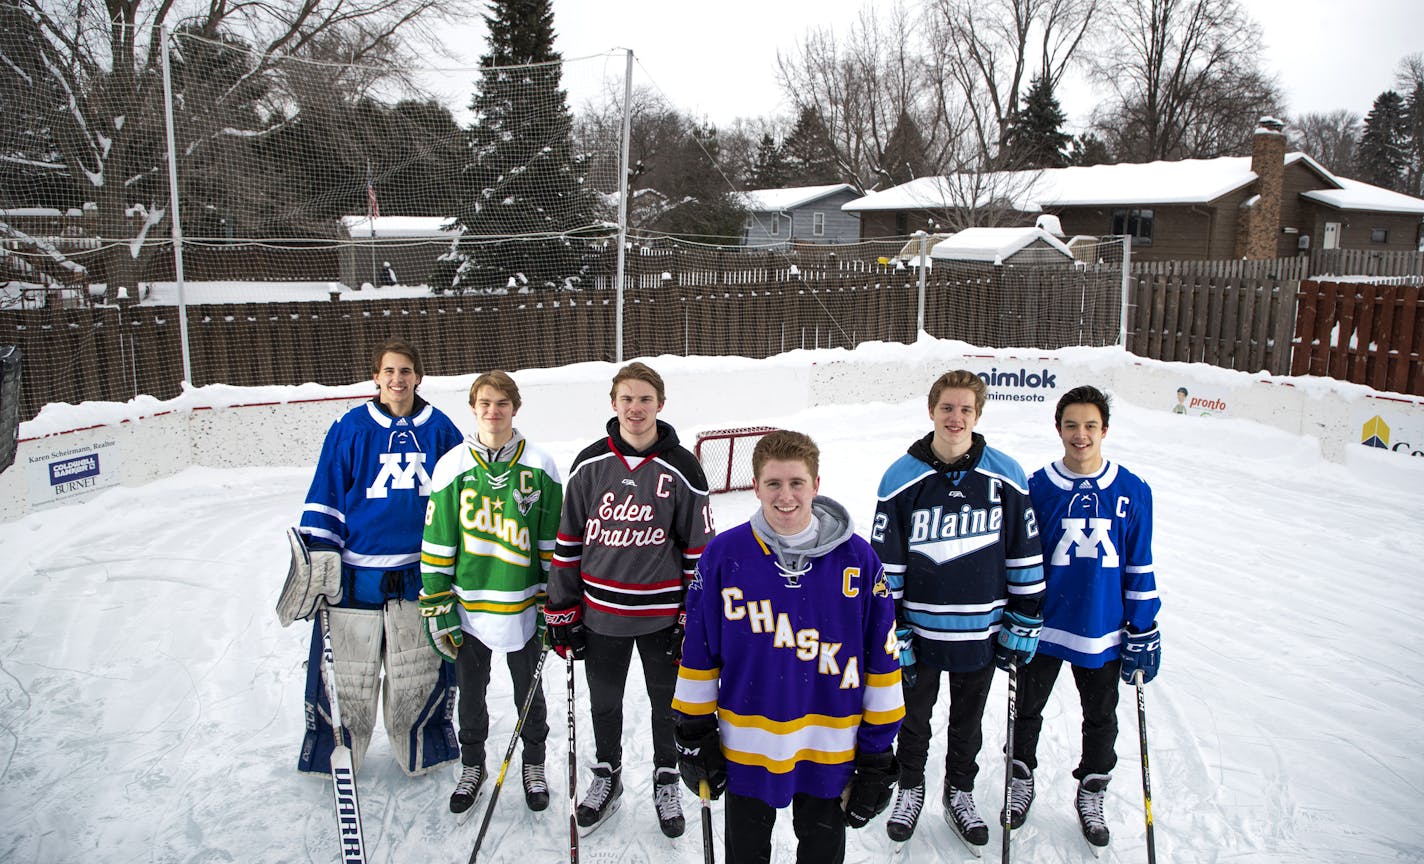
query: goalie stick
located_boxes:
[319,604,369,863]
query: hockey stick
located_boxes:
[467,645,551,864]
[1134,670,1157,864]
[319,605,369,864]
[1000,657,1017,864]
[699,779,715,864]
[567,654,579,864]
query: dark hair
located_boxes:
[752,430,819,480]
[370,338,423,378]
[470,370,521,411]
[928,370,987,416]
[1055,385,1111,427]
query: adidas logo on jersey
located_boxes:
[947,490,966,498]
[1079,480,1092,489]
[622,478,637,487]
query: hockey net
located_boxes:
[695,426,780,494]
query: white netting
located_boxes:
[695,426,779,494]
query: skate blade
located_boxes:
[576,796,622,836]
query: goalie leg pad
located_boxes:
[383,599,460,776]
[329,607,384,773]
[276,527,344,627]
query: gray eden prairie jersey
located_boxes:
[549,418,715,638]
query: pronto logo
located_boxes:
[49,454,99,485]
[1188,396,1227,412]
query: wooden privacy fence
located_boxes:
[0,262,1125,422]
[1312,248,1424,278]
[1291,279,1423,395]
[1126,272,1298,375]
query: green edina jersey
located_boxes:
[421,437,563,652]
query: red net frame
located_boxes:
[694,426,780,493]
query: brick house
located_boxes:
[842,119,1424,261]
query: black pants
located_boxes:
[725,791,845,864]
[454,632,548,767]
[583,627,679,772]
[895,662,996,791]
[1012,655,1121,779]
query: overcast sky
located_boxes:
[424,0,1423,131]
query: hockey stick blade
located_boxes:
[328,740,368,862]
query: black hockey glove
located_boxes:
[675,716,727,799]
[544,604,586,661]
[843,749,899,828]
[665,610,686,663]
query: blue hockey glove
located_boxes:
[895,627,918,688]
[675,716,727,799]
[1120,623,1160,684]
[418,590,463,662]
[843,749,899,828]
[995,609,1042,670]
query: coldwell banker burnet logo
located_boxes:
[50,453,101,491]
[1361,415,1423,457]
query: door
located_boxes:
[1323,222,1340,250]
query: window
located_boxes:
[1112,209,1154,246]
[1370,227,1389,244]
[813,212,826,236]
[770,215,780,236]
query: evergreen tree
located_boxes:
[659,122,747,245]
[1356,90,1410,192]
[1404,82,1424,197]
[449,0,602,292]
[748,133,790,189]
[1004,75,1071,169]
[1066,133,1113,167]
[781,106,841,186]
[877,112,930,186]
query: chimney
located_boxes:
[1238,116,1286,259]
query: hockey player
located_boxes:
[544,362,715,838]
[673,430,904,864]
[1008,385,1161,849]
[420,371,563,816]
[277,338,464,779]
[872,370,1045,852]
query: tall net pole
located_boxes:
[614,49,634,364]
[159,26,192,384]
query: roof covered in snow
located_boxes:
[741,184,858,212]
[339,215,459,238]
[1301,177,1424,214]
[841,153,1375,213]
[928,226,1075,264]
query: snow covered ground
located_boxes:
[2,375,1422,863]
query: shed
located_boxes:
[929,227,1075,266]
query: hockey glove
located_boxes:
[843,749,900,828]
[544,604,586,661]
[275,528,344,626]
[665,610,687,664]
[534,598,549,647]
[1120,623,1161,684]
[418,590,463,662]
[995,609,1043,670]
[675,716,727,799]
[894,626,918,689]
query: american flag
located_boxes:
[366,171,380,220]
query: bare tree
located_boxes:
[776,2,961,190]
[1396,53,1424,196]
[1089,0,1283,162]
[923,0,1099,168]
[1288,110,1360,176]
[1,0,457,296]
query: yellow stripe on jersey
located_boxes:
[460,595,538,615]
[724,745,856,774]
[720,709,860,734]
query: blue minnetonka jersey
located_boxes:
[673,506,904,808]
[872,434,1044,673]
[1029,459,1159,668]
[299,399,463,570]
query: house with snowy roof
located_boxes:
[843,118,1424,262]
[336,215,459,288]
[740,184,860,246]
